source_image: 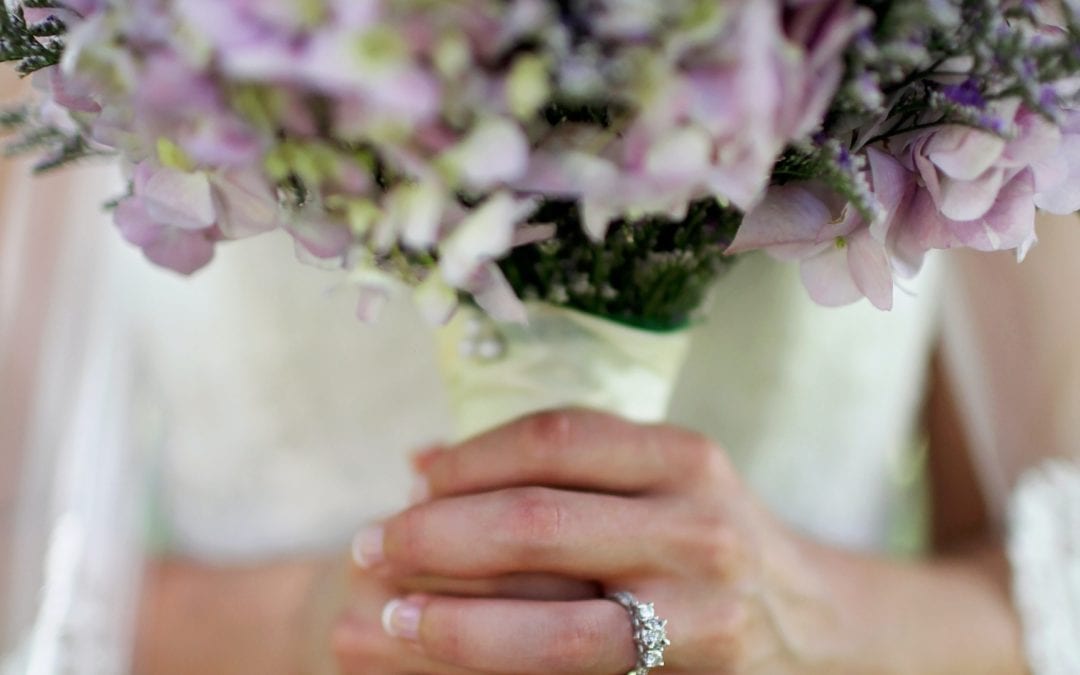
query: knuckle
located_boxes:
[678,432,728,480]
[703,442,732,478]
[522,409,574,451]
[688,516,742,578]
[543,608,608,672]
[502,488,565,552]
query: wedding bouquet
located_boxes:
[2,0,1079,431]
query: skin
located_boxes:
[133,400,1022,675]
[57,219,1080,674]
[333,409,1026,675]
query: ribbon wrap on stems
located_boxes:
[435,303,693,441]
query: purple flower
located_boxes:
[728,147,911,310]
[539,0,871,238]
[781,1,875,139]
[58,0,105,17]
[114,161,279,275]
[438,192,537,287]
[176,0,441,125]
[1032,109,1080,214]
[287,212,353,261]
[891,102,1058,259]
[891,168,1037,259]
[130,53,264,167]
[114,162,219,275]
[942,79,987,109]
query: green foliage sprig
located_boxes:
[832,0,1080,145]
[0,5,106,171]
[0,2,66,75]
[500,199,742,331]
[0,104,104,171]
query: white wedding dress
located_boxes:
[19,162,1068,673]
[129,221,941,562]
[9,160,1080,675]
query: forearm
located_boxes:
[808,540,1027,675]
[133,557,342,675]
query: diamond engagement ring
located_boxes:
[608,591,670,675]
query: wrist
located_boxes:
[740,522,860,674]
[804,542,1027,675]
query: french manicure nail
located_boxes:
[351,525,384,568]
[409,474,431,504]
[382,597,423,641]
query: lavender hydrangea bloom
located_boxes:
[114,161,278,275]
[888,103,1060,261]
[113,162,219,275]
[728,147,909,310]
[50,0,866,279]
[1033,110,1080,214]
[515,1,869,239]
[10,0,1077,321]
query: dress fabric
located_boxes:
[128,233,942,561]
[3,169,942,674]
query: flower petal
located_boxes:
[926,126,1006,181]
[937,168,1005,221]
[799,245,863,307]
[440,193,536,286]
[866,147,913,240]
[212,169,280,239]
[289,213,353,259]
[114,197,161,248]
[728,183,838,253]
[143,228,216,275]
[443,117,530,191]
[142,167,217,231]
[470,264,527,324]
[1034,134,1080,214]
[396,180,447,250]
[847,228,894,310]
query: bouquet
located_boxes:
[2,0,1079,432]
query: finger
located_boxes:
[383,596,636,675]
[398,573,600,601]
[373,487,669,578]
[333,611,486,675]
[419,408,725,499]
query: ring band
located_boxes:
[608,591,670,675]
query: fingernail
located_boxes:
[381,597,423,641]
[351,525,384,568]
[408,473,431,505]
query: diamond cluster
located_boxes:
[609,592,670,675]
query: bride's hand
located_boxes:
[332,560,598,674]
[338,409,839,675]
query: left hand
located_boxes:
[339,409,842,675]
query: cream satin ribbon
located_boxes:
[436,303,693,441]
